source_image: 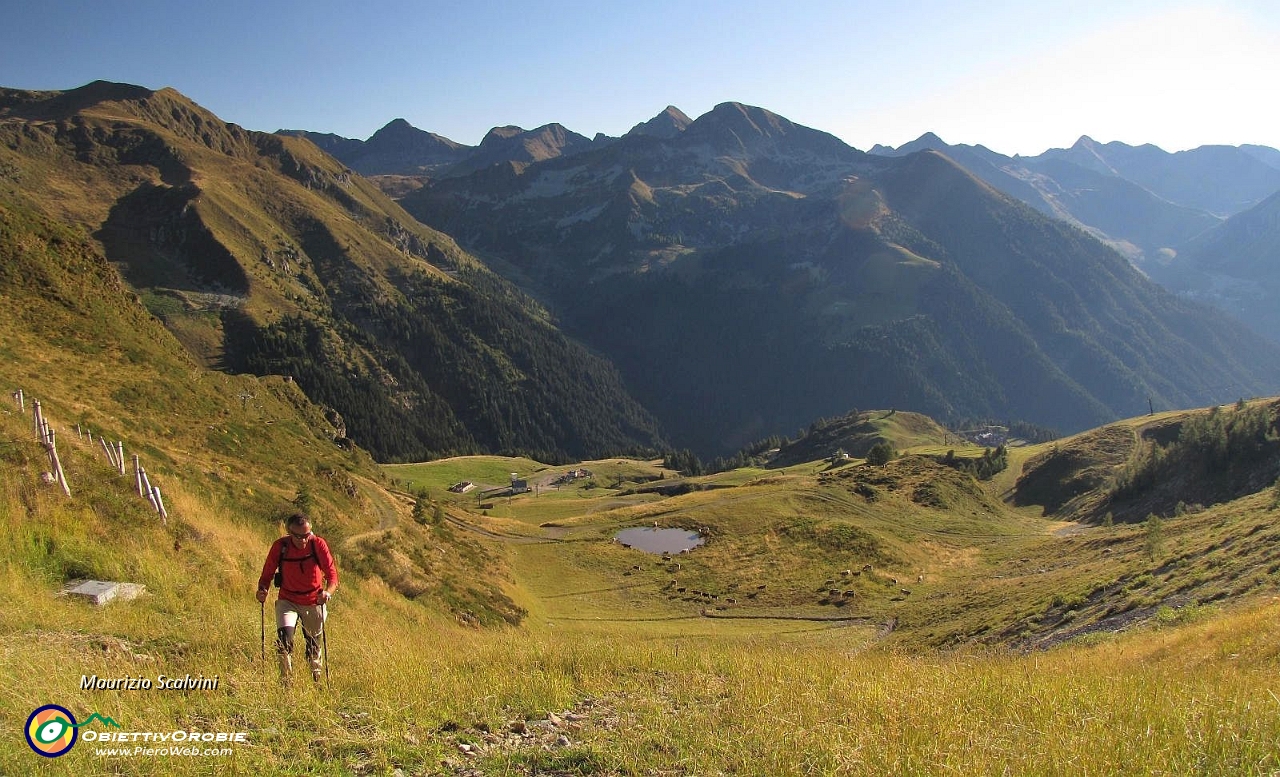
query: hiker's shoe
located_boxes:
[312,669,322,683]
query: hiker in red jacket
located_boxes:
[256,513,338,683]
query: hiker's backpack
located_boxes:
[272,537,319,590]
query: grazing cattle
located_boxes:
[861,564,873,573]
[840,569,852,577]
[916,574,924,583]
[843,590,856,597]
[900,588,912,596]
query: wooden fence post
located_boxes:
[115,441,125,475]
[152,486,169,524]
[32,400,43,440]
[12,389,22,413]
[134,455,144,497]
[44,428,71,497]
[101,437,117,468]
[141,470,156,510]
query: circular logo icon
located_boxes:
[25,705,78,758]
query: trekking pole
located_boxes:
[322,603,330,687]
[260,600,265,663]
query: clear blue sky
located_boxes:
[3,0,1277,155]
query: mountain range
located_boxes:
[868,132,1280,343]
[290,107,1280,353]
[279,105,695,180]
[6,82,1280,462]
[0,81,664,463]
[390,102,1280,456]
[301,114,1280,264]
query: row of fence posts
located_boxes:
[13,389,168,523]
[27,391,71,497]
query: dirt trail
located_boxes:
[442,513,553,544]
[341,477,410,548]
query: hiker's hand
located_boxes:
[256,588,267,604]
[318,590,331,604]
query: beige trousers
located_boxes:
[274,599,326,680]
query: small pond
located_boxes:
[615,527,705,554]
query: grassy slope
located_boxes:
[6,387,1280,774]
[0,83,665,463]
[3,192,1280,772]
[770,409,956,467]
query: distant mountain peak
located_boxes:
[706,101,784,128]
[75,79,158,103]
[687,102,799,146]
[896,132,950,155]
[1,80,174,123]
[482,125,528,145]
[486,123,587,150]
[455,122,594,172]
[625,105,692,139]
[367,118,464,150]
[868,133,948,157]
[371,118,420,140]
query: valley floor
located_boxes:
[6,439,1280,775]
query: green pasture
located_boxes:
[6,398,1280,774]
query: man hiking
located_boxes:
[256,513,338,683]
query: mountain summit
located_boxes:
[402,103,1280,455]
[625,105,692,139]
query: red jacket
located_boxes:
[258,536,338,606]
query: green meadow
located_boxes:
[5,395,1280,775]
